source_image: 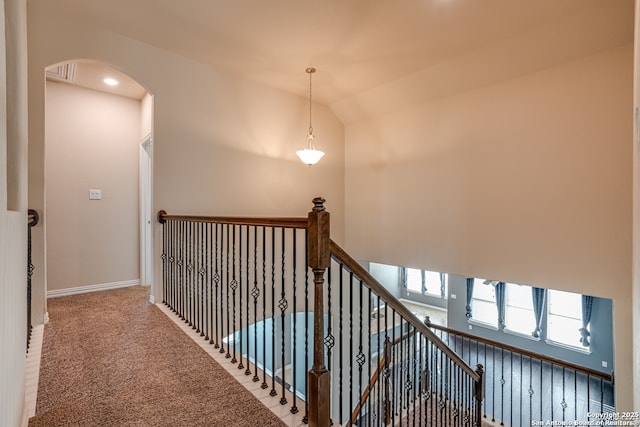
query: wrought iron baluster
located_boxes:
[599,378,604,417]
[418,329,423,426]
[550,363,554,421]
[198,222,205,336]
[290,228,298,414]
[236,226,243,368]
[261,227,268,390]
[349,271,354,425]
[270,227,277,397]
[338,264,344,424]
[244,225,251,376]
[528,356,533,426]
[519,353,523,427]
[509,351,513,426]
[356,279,364,425]
[219,223,226,354]
[574,370,577,421]
[303,229,309,424]
[500,348,504,426]
[225,223,232,359]
[230,225,237,363]
[366,286,372,427]
[279,227,288,405]
[561,366,566,421]
[160,217,166,306]
[203,222,210,341]
[179,220,185,320]
[188,221,194,327]
[214,223,220,348]
[540,360,543,422]
[252,226,260,382]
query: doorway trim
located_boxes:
[140,133,154,302]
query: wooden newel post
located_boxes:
[307,197,331,427]
[474,364,484,427]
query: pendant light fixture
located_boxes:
[296,67,325,166]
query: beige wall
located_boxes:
[345,45,634,408]
[27,3,346,305]
[1,0,28,425]
[45,82,141,292]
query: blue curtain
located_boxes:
[439,273,446,298]
[531,287,546,338]
[465,278,474,319]
[580,295,594,346]
[495,282,506,330]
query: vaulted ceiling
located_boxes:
[42,0,634,121]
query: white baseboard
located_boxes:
[47,279,140,298]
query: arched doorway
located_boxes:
[42,60,154,303]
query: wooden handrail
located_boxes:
[425,317,614,382]
[157,210,308,229]
[329,239,481,381]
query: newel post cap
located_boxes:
[307,197,330,269]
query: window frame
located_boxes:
[402,267,448,299]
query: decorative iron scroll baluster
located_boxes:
[213,223,220,348]
[261,227,268,390]
[244,225,251,375]
[279,227,288,406]
[199,222,205,336]
[357,279,364,424]
[349,272,354,424]
[366,286,372,427]
[252,226,260,382]
[27,209,39,351]
[187,221,193,327]
[339,263,344,424]
[219,224,226,354]
[203,222,209,340]
[270,227,277,397]
[179,221,185,320]
[234,225,241,367]
[229,224,236,362]
[562,366,566,421]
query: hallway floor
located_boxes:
[28,286,290,427]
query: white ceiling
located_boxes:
[44,0,634,115]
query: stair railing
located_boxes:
[424,317,615,425]
[329,240,484,426]
[27,209,39,352]
[158,198,483,426]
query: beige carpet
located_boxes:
[29,286,285,427]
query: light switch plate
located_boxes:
[89,189,102,200]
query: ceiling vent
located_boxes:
[46,63,77,83]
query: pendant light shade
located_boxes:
[296,67,325,166]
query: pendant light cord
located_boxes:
[306,67,315,137]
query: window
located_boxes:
[405,268,423,293]
[425,270,447,297]
[404,268,447,299]
[504,283,535,336]
[470,279,498,327]
[546,289,583,349]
